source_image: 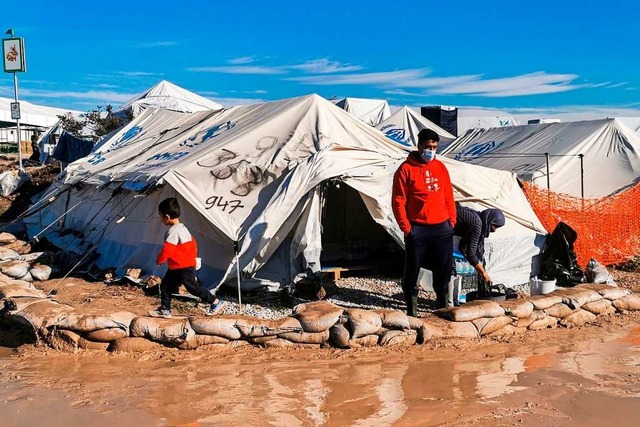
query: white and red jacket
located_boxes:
[156,223,198,270]
[392,152,456,235]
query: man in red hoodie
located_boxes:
[392,129,456,314]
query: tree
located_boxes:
[56,112,84,137]
[57,105,133,141]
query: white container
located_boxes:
[529,277,557,295]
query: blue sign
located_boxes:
[454,140,504,161]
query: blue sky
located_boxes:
[1,0,639,118]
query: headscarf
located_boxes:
[479,208,506,238]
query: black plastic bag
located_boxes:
[539,222,585,287]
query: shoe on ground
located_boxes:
[206,299,226,316]
[148,307,172,318]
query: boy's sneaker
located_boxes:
[148,307,171,318]
[206,299,226,316]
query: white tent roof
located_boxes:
[456,108,521,135]
[333,97,391,126]
[28,94,544,290]
[0,97,82,128]
[616,117,640,134]
[376,107,455,149]
[120,80,223,116]
[442,118,640,197]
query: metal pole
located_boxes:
[579,154,584,200]
[13,72,23,171]
[234,240,242,313]
[545,152,550,190]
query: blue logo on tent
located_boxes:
[116,126,143,145]
[454,140,504,161]
[180,120,236,148]
[384,128,413,148]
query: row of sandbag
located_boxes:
[0,232,54,282]
[433,283,640,337]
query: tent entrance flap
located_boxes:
[320,181,403,275]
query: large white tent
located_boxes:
[457,108,521,136]
[333,97,391,126]
[442,118,640,198]
[376,107,455,149]
[120,80,223,117]
[24,95,545,291]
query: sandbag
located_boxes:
[371,309,410,330]
[0,272,32,288]
[29,264,52,282]
[554,288,602,308]
[234,317,300,338]
[3,296,46,312]
[348,334,379,348]
[379,330,417,347]
[178,334,230,350]
[84,327,129,342]
[292,300,344,333]
[420,318,448,340]
[0,284,46,299]
[57,309,136,333]
[512,315,537,328]
[544,303,579,319]
[130,316,194,345]
[3,240,31,255]
[472,315,513,336]
[264,338,320,349]
[18,271,33,283]
[0,260,30,279]
[435,300,505,322]
[0,247,19,261]
[0,232,16,244]
[577,283,631,301]
[329,323,351,348]
[499,300,534,319]
[528,316,558,330]
[612,294,640,311]
[529,294,563,310]
[345,308,383,338]
[47,329,80,352]
[581,299,614,316]
[279,329,330,344]
[78,337,110,351]
[487,324,528,337]
[559,309,597,327]
[11,300,74,331]
[189,316,243,340]
[109,337,168,353]
[249,335,278,345]
[407,316,423,330]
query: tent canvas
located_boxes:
[333,97,391,126]
[442,118,640,198]
[120,80,223,117]
[376,107,455,149]
[0,96,82,128]
[24,95,545,291]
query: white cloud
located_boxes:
[383,89,428,97]
[229,89,268,95]
[228,56,255,64]
[211,96,267,106]
[199,90,220,96]
[187,66,287,75]
[287,58,363,74]
[115,71,164,77]
[605,82,628,89]
[136,41,178,48]
[289,69,431,85]
[8,87,137,103]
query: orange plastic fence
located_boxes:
[522,181,640,268]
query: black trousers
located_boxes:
[403,221,454,306]
[160,267,215,310]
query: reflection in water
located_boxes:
[1,325,640,426]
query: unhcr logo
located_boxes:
[454,140,504,161]
[380,125,411,148]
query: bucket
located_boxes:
[529,277,557,295]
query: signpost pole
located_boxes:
[13,72,22,170]
[3,29,26,171]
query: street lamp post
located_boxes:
[3,29,26,171]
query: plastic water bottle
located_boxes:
[458,293,467,304]
[455,260,463,275]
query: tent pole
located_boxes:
[234,240,242,313]
[579,154,584,200]
[545,153,550,190]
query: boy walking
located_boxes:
[149,197,225,318]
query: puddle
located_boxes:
[0,325,640,426]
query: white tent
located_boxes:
[333,97,391,126]
[442,118,640,198]
[376,107,455,149]
[24,94,544,291]
[617,117,640,134]
[120,80,223,117]
[456,108,521,136]
[0,96,82,128]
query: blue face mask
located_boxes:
[421,149,436,162]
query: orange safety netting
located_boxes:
[522,181,640,268]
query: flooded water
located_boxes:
[1,324,640,426]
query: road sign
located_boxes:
[3,37,26,73]
[10,101,20,119]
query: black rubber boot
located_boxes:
[407,295,418,317]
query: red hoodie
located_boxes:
[392,152,456,235]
